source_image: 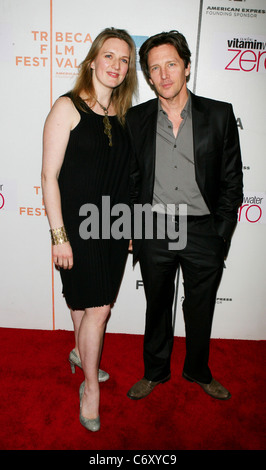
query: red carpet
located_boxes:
[0,327,265,451]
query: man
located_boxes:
[126,31,243,401]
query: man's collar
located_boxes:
[158,90,191,117]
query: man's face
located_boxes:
[147,43,190,101]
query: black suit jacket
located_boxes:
[127,92,243,260]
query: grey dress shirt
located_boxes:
[152,92,209,216]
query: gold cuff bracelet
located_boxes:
[50,226,69,245]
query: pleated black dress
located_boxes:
[58,95,130,310]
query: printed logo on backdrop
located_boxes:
[19,186,46,217]
[206,3,266,19]
[225,35,266,73]
[15,31,49,68]
[15,32,148,78]
[0,181,47,216]
[0,180,18,213]
[15,30,93,79]
[210,33,266,73]
[0,188,5,210]
[238,192,266,224]
[180,295,232,305]
[54,32,92,78]
[0,185,4,210]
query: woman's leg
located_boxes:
[78,305,110,419]
[70,309,84,357]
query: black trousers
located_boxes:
[138,214,225,384]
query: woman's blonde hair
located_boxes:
[71,27,137,124]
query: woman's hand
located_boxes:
[52,241,73,270]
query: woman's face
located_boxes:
[91,37,130,91]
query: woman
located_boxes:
[41,27,137,431]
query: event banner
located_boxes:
[0,0,265,340]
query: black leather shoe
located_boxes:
[127,374,171,400]
[182,371,231,400]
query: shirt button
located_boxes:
[175,187,178,190]
[174,144,177,148]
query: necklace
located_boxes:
[96,98,112,147]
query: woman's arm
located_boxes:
[41,96,79,269]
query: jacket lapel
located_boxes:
[191,92,209,194]
[142,100,158,197]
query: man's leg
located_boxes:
[127,233,179,400]
[180,216,225,384]
[139,237,179,381]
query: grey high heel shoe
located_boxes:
[69,350,110,382]
[79,381,100,432]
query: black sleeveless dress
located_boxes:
[58,95,130,310]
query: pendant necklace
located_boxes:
[96,98,112,147]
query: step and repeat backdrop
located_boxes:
[0,0,265,339]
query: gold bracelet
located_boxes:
[50,226,69,245]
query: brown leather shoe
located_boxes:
[182,372,231,400]
[127,374,171,400]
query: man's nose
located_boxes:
[160,66,169,79]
